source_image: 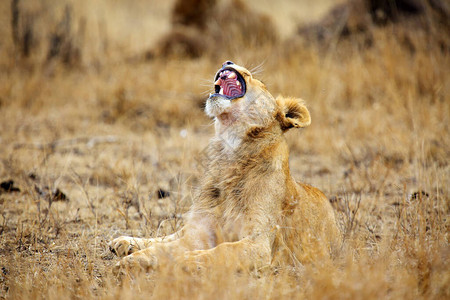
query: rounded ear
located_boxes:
[276,96,311,131]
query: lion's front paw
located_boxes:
[112,251,158,278]
[109,236,140,257]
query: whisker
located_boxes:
[200,89,212,96]
[200,78,214,84]
[250,60,266,76]
[200,120,215,127]
[199,83,213,88]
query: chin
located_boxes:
[205,95,232,118]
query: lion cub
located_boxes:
[109,61,341,274]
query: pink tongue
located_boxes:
[223,78,241,97]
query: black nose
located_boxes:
[222,61,234,67]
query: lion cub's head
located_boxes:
[206,61,311,146]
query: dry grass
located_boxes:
[0,0,449,299]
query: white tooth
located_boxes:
[236,81,240,86]
[228,72,236,79]
[214,79,221,85]
[219,88,224,95]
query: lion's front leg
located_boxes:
[109,228,185,257]
[108,237,153,257]
[112,234,197,277]
[113,247,159,278]
[182,238,273,273]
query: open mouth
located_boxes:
[212,68,246,100]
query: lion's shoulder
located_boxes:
[297,182,327,200]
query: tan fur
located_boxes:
[109,62,341,276]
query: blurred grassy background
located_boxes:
[0,0,448,299]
